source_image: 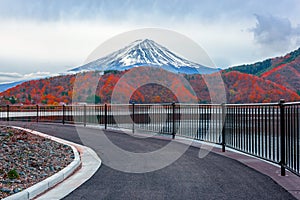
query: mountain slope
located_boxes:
[226,47,300,76]
[1,67,299,105]
[225,47,300,95]
[0,81,25,92]
[260,55,300,94]
[70,39,219,74]
[221,71,299,103]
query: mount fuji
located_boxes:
[70,39,220,74]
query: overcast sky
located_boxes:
[0,0,300,83]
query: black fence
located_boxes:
[0,100,299,176]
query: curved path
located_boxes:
[2,122,296,200]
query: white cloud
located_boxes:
[250,14,300,53]
[0,72,23,78]
[23,71,52,79]
[0,71,54,84]
[0,0,300,76]
[0,19,137,74]
[0,17,258,72]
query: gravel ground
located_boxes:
[0,126,74,199]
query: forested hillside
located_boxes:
[1,66,299,105]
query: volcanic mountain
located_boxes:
[70,39,219,74]
[2,43,300,105]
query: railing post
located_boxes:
[132,103,135,133]
[84,104,87,127]
[172,102,176,139]
[62,105,65,124]
[279,99,286,176]
[6,105,9,122]
[221,103,226,152]
[36,105,39,123]
[104,104,107,130]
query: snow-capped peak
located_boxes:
[70,39,219,74]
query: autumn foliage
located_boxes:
[1,62,300,105]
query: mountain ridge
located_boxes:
[1,44,300,104]
[0,80,26,93]
[0,66,299,105]
[70,39,220,74]
[225,47,300,95]
[225,47,300,76]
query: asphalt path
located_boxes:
[2,122,296,200]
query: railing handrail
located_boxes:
[0,101,295,107]
[283,101,300,106]
[226,102,279,107]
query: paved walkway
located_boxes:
[1,122,296,200]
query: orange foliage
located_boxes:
[1,66,300,105]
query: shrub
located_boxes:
[7,169,20,179]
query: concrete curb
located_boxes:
[3,127,81,200]
[36,141,101,200]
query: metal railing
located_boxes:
[1,100,299,176]
[225,103,281,162]
[284,101,300,176]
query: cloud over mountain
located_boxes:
[0,71,53,84]
[251,14,300,52]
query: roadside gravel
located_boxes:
[0,126,74,199]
